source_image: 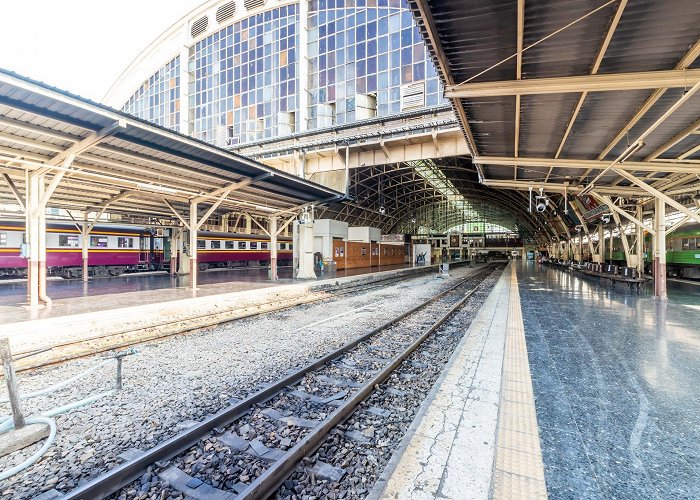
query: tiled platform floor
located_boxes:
[519,261,700,498]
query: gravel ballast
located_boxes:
[0,266,484,498]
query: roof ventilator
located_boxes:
[216,1,237,23]
[244,0,266,11]
[191,16,209,38]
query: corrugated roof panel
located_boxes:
[519,93,582,157]
[598,0,700,73]
[522,0,615,78]
[462,96,515,156]
[559,89,652,160]
[606,89,700,161]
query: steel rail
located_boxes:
[65,265,493,500]
[236,272,490,499]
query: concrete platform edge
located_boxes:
[369,264,511,500]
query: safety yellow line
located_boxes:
[492,264,547,499]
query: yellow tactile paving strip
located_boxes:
[492,265,547,499]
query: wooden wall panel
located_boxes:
[330,241,406,270]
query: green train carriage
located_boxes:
[656,223,700,279]
[592,224,700,279]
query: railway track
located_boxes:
[10,264,459,372]
[64,264,501,500]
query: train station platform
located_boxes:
[0,263,420,324]
[373,261,700,499]
[0,263,453,369]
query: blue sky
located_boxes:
[0,0,200,102]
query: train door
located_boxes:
[152,236,165,270]
[163,238,171,265]
[138,235,150,270]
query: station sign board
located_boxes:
[574,195,609,222]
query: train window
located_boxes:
[260,242,268,250]
[361,247,367,256]
[197,240,206,249]
[211,240,221,249]
[689,238,697,250]
[384,248,388,255]
[117,237,134,248]
[0,232,6,246]
[250,242,258,249]
[289,243,293,250]
[225,241,235,249]
[58,234,80,248]
[90,236,108,248]
[238,241,246,249]
[279,243,286,250]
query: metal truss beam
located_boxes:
[614,169,700,225]
[589,191,654,234]
[445,69,700,98]
[477,155,700,174]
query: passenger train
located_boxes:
[0,220,292,279]
[579,223,700,279]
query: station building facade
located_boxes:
[106,0,445,148]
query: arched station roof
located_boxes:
[318,157,555,243]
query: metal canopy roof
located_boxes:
[0,69,342,223]
[409,0,700,236]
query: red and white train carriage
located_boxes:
[0,220,292,278]
[194,231,293,271]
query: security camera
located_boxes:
[299,208,310,224]
[535,196,549,213]
[379,206,386,215]
[601,213,611,224]
[575,225,582,233]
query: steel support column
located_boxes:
[190,201,198,291]
[269,217,278,281]
[37,177,49,306]
[654,198,667,300]
[25,174,40,307]
[578,234,583,262]
[81,217,89,282]
[636,205,645,276]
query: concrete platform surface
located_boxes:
[520,261,700,498]
[373,263,546,499]
[0,263,420,325]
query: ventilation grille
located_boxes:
[400,82,425,110]
[216,1,237,23]
[191,16,209,38]
[244,0,265,11]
